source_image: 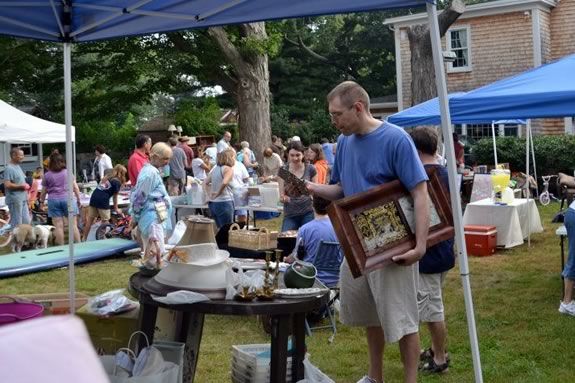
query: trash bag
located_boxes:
[297,356,335,383]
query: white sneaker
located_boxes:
[357,376,378,383]
[558,301,575,316]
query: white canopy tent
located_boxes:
[0,99,75,170]
[0,99,75,144]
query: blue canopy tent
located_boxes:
[0,2,482,381]
[387,94,530,169]
[450,53,575,122]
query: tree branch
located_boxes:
[438,0,466,36]
[283,35,357,80]
[207,26,248,78]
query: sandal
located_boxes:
[420,347,450,363]
[420,358,449,374]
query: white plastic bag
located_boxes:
[297,356,335,383]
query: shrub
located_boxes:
[471,135,575,177]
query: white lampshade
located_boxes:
[176,125,183,133]
[167,124,177,132]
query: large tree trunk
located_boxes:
[208,23,271,162]
[407,0,466,106]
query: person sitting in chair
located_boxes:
[285,196,341,287]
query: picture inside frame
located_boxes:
[352,201,410,254]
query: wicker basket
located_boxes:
[228,223,277,251]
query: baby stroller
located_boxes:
[95,211,132,240]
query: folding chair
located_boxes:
[305,240,343,343]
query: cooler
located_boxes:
[464,225,497,256]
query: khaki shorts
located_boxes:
[339,259,419,344]
[87,206,111,221]
[418,272,447,323]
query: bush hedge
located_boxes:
[471,135,575,177]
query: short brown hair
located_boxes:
[327,81,370,110]
[48,152,66,172]
[217,149,236,167]
[409,126,439,156]
[312,196,331,215]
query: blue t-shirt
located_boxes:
[89,178,121,209]
[322,143,335,167]
[297,217,340,287]
[419,164,455,274]
[330,121,428,196]
[3,163,27,203]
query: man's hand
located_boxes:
[391,246,425,266]
[23,183,30,191]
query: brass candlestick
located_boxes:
[257,251,275,300]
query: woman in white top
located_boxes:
[191,149,211,180]
[204,149,235,229]
[92,144,113,183]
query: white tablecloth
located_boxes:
[462,198,544,248]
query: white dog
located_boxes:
[11,224,36,252]
[34,225,56,249]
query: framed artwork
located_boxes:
[328,167,454,278]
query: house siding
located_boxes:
[550,0,575,60]
[399,12,534,109]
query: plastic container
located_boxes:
[0,296,44,326]
[231,344,292,383]
[464,225,497,256]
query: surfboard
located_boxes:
[0,238,138,278]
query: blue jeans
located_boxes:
[563,208,575,280]
[281,211,314,232]
[7,200,30,226]
[48,198,79,218]
[209,200,234,229]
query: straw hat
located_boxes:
[178,136,190,142]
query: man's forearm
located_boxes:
[412,182,430,252]
[308,182,344,201]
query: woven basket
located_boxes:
[228,223,277,251]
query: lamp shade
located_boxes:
[167,124,177,132]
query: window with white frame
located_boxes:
[10,143,39,159]
[447,26,471,72]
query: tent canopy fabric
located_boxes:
[0,0,431,43]
[0,100,75,143]
[387,93,525,127]
[450,53,575,123]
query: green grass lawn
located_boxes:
[0,204,571,382]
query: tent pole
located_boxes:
[526,120,531,247]
[63,42,76,314]
[427,3,483,382]
[491,121,498,167]
[529,123,538,196]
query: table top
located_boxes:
[467,198,534,207]
[129,273,328,316]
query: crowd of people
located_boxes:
[1,80,463,383]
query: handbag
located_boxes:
[99,331,181,383]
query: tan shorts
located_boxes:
[418,272,447,323]
[87,206,111,221]
[339,259,419,344]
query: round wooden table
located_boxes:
[129,272,329,383]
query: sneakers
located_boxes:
[356,376,378,383]
[559,300,575,316]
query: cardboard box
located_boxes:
[464,225,497,256]
[16,292,90,315]
[76,304,140,355]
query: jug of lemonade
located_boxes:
[490,169,511,203]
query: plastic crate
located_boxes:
[16,292,90,315]
[231,344,292,383]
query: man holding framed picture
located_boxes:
[307,81,429,383]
